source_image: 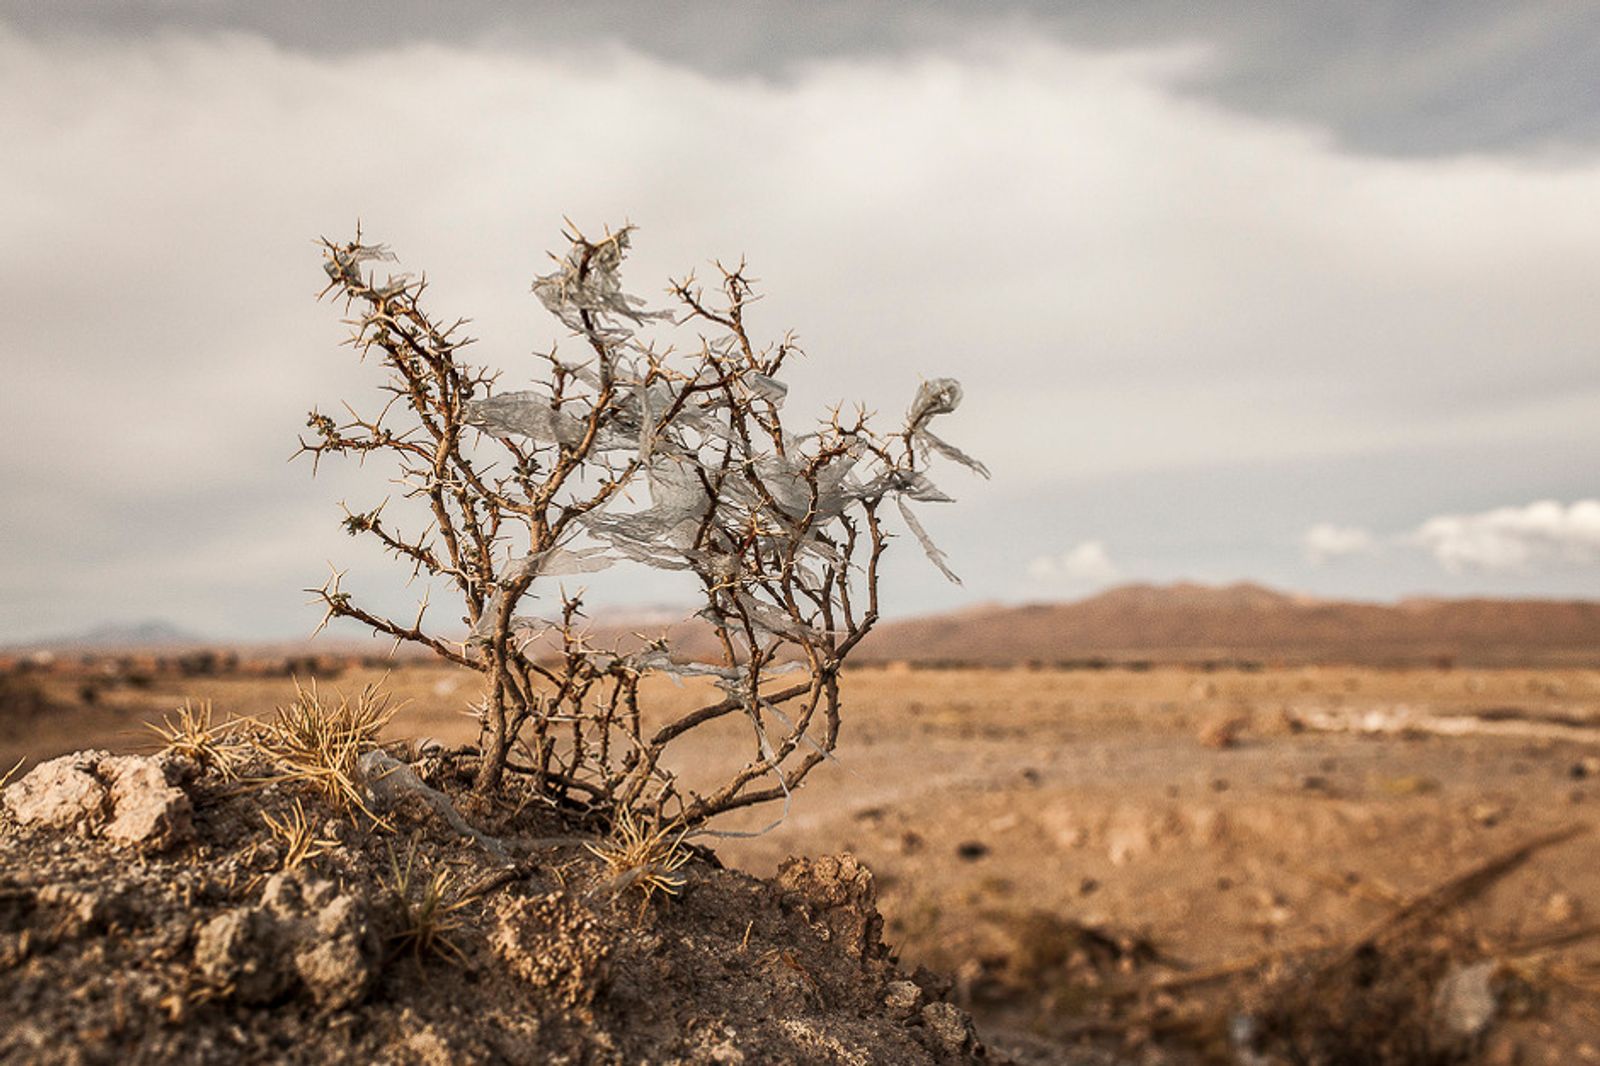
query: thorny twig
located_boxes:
[301,223,984,828]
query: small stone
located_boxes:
[918,1001,978,1060]
[2,751,191,851]
[100,755,193,850]
[294,895,374,1009]
[3,753,107,831]
[883,979,922,1017]
[954,841,989,862]
[1471,802,1508,827]
[194,872,375,1008]
[195,908,292,1004]
[1433,960,1498,1044]
[1198,714,1248,750]
[1543,892,1578,925]
[774,854,886,962]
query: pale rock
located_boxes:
[2,754,105,831]
[918,1001,979,1061]
[100,755,192,849]
[2,751,191,851]
[195,870,377,1009]
[1433,960,1498,1044]
[1543,892,1578,924]
[883,979,923,1018]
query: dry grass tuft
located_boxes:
[259,679,398,826]
[585,807,692,904]
[145,699,251,780]
[260,798,338,870]
[384,835,472,965]
[0,757,23,791]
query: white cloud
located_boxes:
[1411,500,1600,573]
[1028,540,1120,584]
[1301,523,1377,565]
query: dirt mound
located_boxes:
[0,747,990,1065]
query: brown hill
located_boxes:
[16,583,1599,671]
[853,582,1600,668]
[511,581,1600,668]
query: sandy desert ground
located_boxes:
[5,660,1600,1062]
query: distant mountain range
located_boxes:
[854,582,1600,667]
[6,620,204,652]
[510,581,1600,668]
[11,584,1600,666]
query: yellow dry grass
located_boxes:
[586,806,692,904]
[260,798,339,870]
[257,679,399,826]
[144,699,252,780]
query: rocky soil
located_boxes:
[0,745,994,1065]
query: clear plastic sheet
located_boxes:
[465,391,585,446]
[323,242,396,287]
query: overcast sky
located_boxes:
[3,3,1600,642]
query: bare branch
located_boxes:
[302,223,981,827]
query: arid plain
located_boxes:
[6,652,1598,1062]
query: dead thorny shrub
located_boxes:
[300,222,983,828]
[145,699,251,780]
[257,680,398,826]
[384,835,472,965]
[585,807,692,905]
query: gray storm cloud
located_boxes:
[3,21,1600,640]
